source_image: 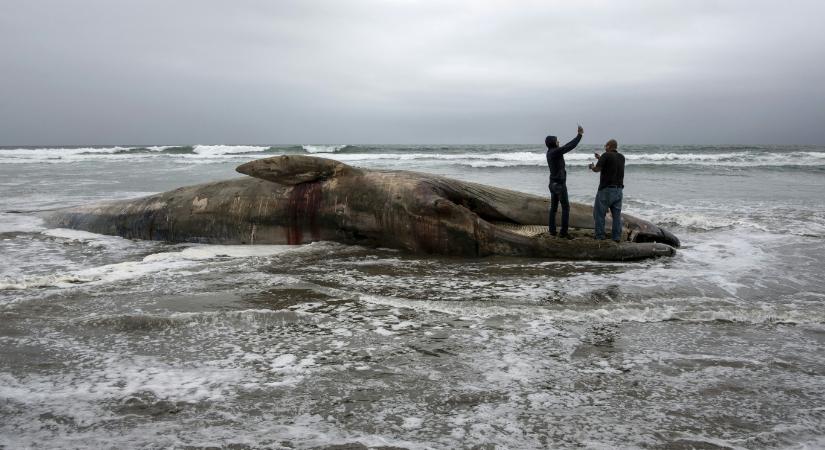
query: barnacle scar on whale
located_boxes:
[46,155,679,261]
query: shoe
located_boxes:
[558,233,574,240]
[612,239,621,243]
[548,231,557,236]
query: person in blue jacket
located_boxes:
[545,124,584,238]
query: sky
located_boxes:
[1,0,824,145]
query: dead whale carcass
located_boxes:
[46,155,679,261]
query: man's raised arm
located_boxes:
[559,125,584,154]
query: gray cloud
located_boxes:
[1,0,823,145]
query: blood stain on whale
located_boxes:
[286,181,323,244]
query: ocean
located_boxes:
[1,144,824,448]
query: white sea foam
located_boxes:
[143,244,298,261]
[0,352,248,435]
[638,201,823,237]
[0,244,302,291]
[547,303,825,325]
[315,150,825,168]
[373,327,394,336]
[557,230,778,297]
[270,353,298,368]
[191,145,270,156]
[267,352,318,386]
[0,146,180,164]
[0,146,134,158]
[0,145,266,163]
[646,210,750,231]
[302,144,348,153]
[0,147,168,164]
[42,228,136,249]
[401,417,423,430]
[359,293,825,325]
[2,145,822,168]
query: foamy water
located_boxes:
[2,144,824,169]
[1,144,824,448]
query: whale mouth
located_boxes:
[486,220,677,260]
[489,220,680,249]
[490,222,546,237]
[435,179,679,249]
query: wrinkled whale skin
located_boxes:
[46,155,679,261]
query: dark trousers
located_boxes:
[549,181,570,235]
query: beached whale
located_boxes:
[45,155,679,261]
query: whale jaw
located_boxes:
[478,221,676,261]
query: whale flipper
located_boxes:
[236,155,360,185]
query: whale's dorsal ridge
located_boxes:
[236,155,360,185]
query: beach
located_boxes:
[2,144,825,448]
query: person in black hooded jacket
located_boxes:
[545,124,584,238]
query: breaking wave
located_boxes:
[302,144,351,153]
[0,145,822,169]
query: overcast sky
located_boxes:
[1,0,823,145]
